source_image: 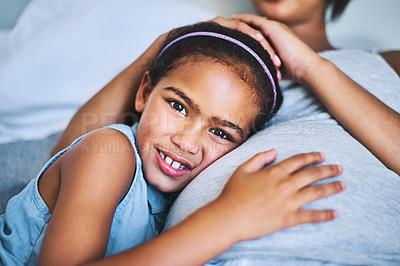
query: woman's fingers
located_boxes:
[211,16,282,71]
[233,14,320,82]
[212,16,272,51]
[296,181,345,205]
[232,14,274,33]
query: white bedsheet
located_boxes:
[0,0,399,144]
[0,29,10,48]
[0,0,215,144]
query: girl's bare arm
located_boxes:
[87,152,344,266]
[40,128,137,265]
[40,148,343,266]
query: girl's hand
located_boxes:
[214,150,345,242]
[231,14,321,83]
[211,16,282,80]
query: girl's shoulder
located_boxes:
[65,125,137,169]
[59,127,137,203]
[38,127,138,263]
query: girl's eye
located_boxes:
[169,100,187,116]
[210,128,233,142]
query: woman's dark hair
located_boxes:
[149,22,282,133]
[326,0,351,21]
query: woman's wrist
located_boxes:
[296,53,329,86]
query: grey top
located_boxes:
[164,49,400,265]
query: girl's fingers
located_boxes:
[291,164,343,189]
[268,152,325,175]
[240,149,277,172]
[295,181,345,206]
[293,209,338,226]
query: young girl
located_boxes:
[0,22,344,265]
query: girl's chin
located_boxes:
[145,173,183,193]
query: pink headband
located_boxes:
[157,31,277,117]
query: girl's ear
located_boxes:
[135,71,152,113]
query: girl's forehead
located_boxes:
[159,59,255,99]
[163,56,256,97]
[155,60,260,133]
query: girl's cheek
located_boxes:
[205,143,232,163]
[139,114,161,135]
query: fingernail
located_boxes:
[319,152,325,160]
[274,55,281,67]
[255,33,263,41]
[337,165,343,174]
[339,181,346,190]
[230,14,237,19]
[332,210,338,219]
[277,70,282,81]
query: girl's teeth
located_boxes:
[160,152,187,170]
[171,161,181,169]
[165,156,173,165]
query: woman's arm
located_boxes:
[304,57,400,175]
[233,14,400,175]
[50,34,167,156]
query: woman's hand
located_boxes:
[231,14,321,83]
[211,16,282,80]
[233,14,400,175]
[213,150,345,242]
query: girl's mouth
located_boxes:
[155,149,191,177]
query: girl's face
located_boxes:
[135,60,259,193]
[251,0,327,26]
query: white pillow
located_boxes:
[0,0,215,144]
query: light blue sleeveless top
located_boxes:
[0,123,168,265]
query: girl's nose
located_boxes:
[170,131,201,155]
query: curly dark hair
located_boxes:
[149,22,283,133]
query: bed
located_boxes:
[0,0,399,264]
